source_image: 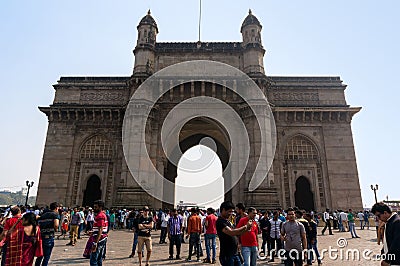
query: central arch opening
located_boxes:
[175,144,224,209]
[162,118,231,208]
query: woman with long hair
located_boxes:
[5,212,43,266]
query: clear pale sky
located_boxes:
[1,1,398,208]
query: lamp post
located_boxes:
[25,180,34,206]
[370,184,378,204]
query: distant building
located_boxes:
[20,187,28,196]
[36,10,363,211]
[384,200,400,212]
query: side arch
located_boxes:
[281,134,325,210]
[70,134,115,206]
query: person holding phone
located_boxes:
[216,201,253,266]
[236,207,259,266]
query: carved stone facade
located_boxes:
[36,10,363,211]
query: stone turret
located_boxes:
[133,10,158,76]
[241,9,265,75]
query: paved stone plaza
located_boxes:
[48,227,382,265]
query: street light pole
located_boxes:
[370,184,378,204]
[25,180,34,206]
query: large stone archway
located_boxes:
[131,79,275,209]
[163,118,231,208]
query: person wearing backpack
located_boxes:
[67,208,81,246]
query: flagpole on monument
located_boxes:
[198,0,202,42]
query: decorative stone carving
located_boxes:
[271,91,319,105]
[80,91,127,104]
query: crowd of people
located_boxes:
[0,201,399,266]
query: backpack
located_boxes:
[71,213,80,225]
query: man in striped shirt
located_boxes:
[167,209,182,260]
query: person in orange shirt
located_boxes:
[186,208,202,262]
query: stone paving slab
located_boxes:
[47,227,383,265]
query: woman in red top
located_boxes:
[5,212,43,266]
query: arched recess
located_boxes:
[82,175,102,207]
[71,134,114,206]
[295,176,314,211]
[282,134,325,210]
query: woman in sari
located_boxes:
[5,212,43,266]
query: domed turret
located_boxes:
[240,9,265,75]
[136,10,158,48]
[133,10,159,76]
[241,9,262,47]
[138,9,159,33]
[241,9,262,33]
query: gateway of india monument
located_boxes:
[36,10,363,211]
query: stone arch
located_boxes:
[123,61,275,208]
[282,134,325,209]
[70,134,114,206]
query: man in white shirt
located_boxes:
[321,208,333,235]
[159,209,170,244]
[357,211,364,229]
[268,211,282,262]
[180,210,188,243]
